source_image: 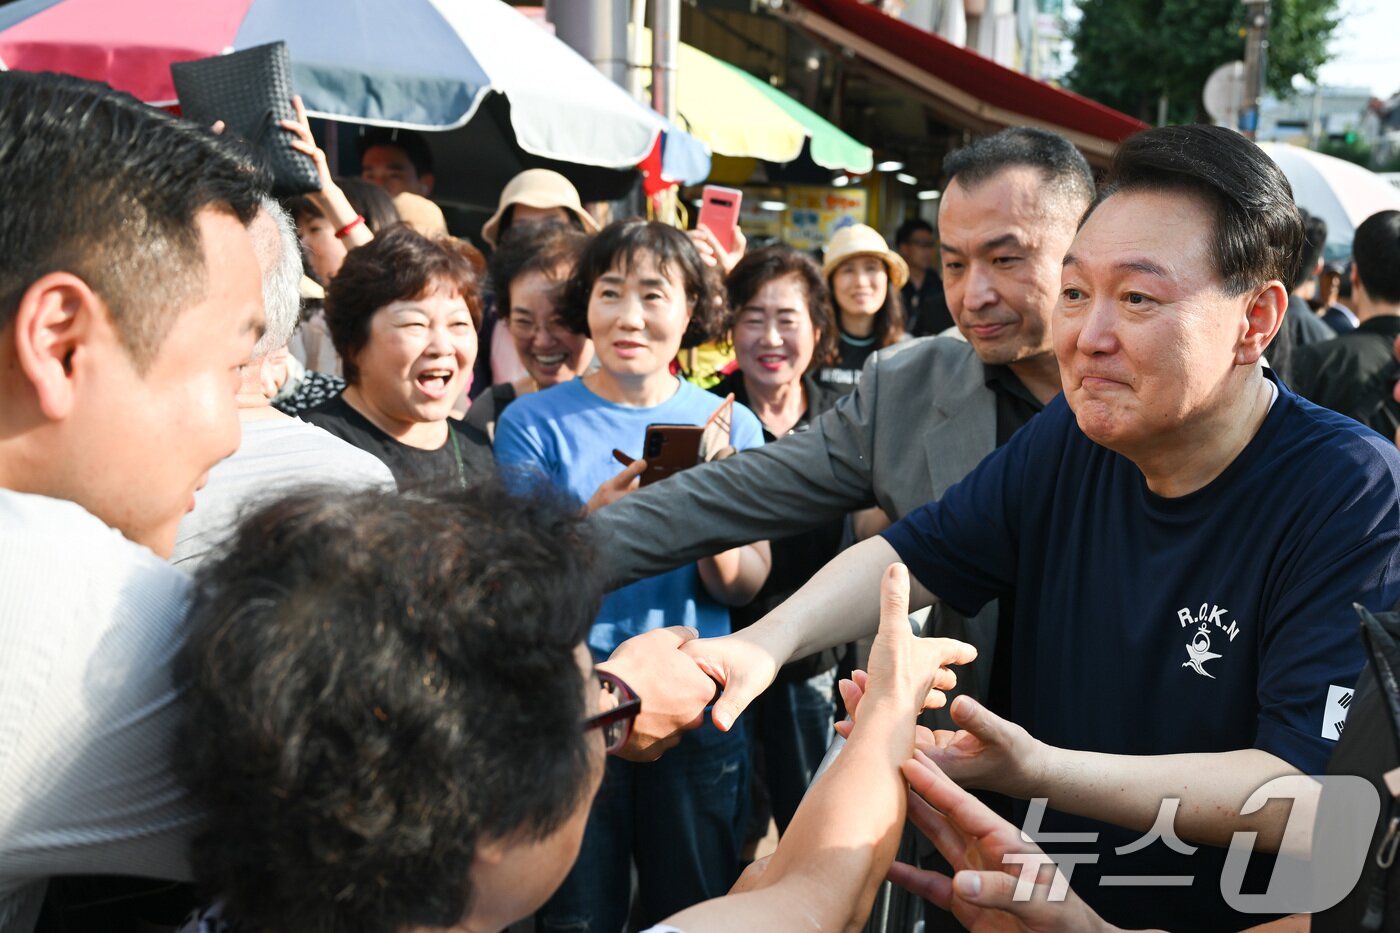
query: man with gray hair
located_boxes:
[171,197,392,567]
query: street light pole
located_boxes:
[1240,0,1270,138]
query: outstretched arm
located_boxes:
[591,360,892,589]
[683,535,935,731]
[917,695,1308,852]
[660,565,976,933]
[891,753,1308,933]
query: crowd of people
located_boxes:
[4,64,1400,933]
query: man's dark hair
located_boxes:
[1291,208,1329,292]
[942,127,1095,216]
[0,72,263,371]
[1087,125,1303,296]
[357,127,435,178]
[176,481,599,933]
[326,224,481,384]
[894,217,935,246]
[725,244,839,370]
[1352,210,1400,305]
[488,221,590,320]
[560,219,725,349]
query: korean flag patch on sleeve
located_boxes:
[1322,684,1354,741]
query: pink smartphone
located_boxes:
[697,185,743,253]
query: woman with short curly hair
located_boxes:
[494,219,770,932]
[301,224,492,489]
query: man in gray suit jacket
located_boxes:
[594,128,1093,733]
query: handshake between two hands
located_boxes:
[599,562,977,761]
[604,565,1116,933]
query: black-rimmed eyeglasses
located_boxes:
[584,669,641,755]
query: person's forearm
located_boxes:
[743,536,929,666]
[592,411,878,589]
[310,184,373,248]
[697,541,770,607]
[1032,747,1306,851]
[663,696,913,932]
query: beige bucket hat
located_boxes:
[820,223,910,290]
[480,169,601,248]
[393,192,449,239]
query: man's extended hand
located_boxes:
[892,753,1115,933]
[918,695,1048,799]
[681,630,784,732]
[599,626,714,762]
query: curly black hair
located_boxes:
[175,480,601,933]
[558,218,725,349]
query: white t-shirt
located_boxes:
[0,490,198,932]
[172,414,394,569]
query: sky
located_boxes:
[1316,0,1400,98]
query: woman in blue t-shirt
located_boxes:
[495,219,769,932]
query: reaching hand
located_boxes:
[681,630,784,732]
[688,223,747,275]
[917,695,1046,799]
[858,564,976,713]
[279,95,334,195]
[832,669,941,745]
[585,458,647,514]
[600,626,717,762]
[891,754,1114,933]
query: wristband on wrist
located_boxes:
[335,214,366,238]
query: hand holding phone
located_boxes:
[697,185,743,254]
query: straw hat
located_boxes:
[393,192,449,239]
[820,224,909,290]
[480,169,601,247]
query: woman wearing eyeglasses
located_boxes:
[466,221,593,443]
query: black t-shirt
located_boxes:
[1291,315,1400,438]
[815,330,880,394]
[712,371,847,680]
[979,364,1044,720]
[464,382,519,444]
[301,393,493,491]
[901,272,953,337]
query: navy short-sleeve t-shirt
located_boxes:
[883,374,1400,930]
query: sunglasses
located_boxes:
[583,669,642,755]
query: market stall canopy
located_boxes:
[776,0,1147,164]
[1259,142,1400,261]
[0,0,711,196]
[632,27,872,174]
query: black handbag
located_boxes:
[171,41,321,197]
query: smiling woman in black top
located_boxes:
[302,225,491,489]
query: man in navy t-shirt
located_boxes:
[686,125,1400,930]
